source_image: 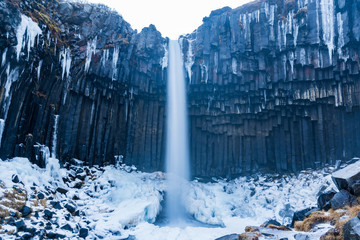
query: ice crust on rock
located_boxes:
[15,14,42,61]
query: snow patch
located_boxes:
[161,43,168,70]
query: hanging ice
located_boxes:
[185,39,195,83]
[51,115,59,159]
[85,37,97,73]
[320,0,335,63]
[1,48,7,67]
[0,65,19,146]
[37,60,43,80]
[102,49,110,68]
[15,15,42,61]
[161,43,168,70]
[60,48,72,80]
[112,47,119,80]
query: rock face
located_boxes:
[181,0,360,176]
[0,0,167,171]
[1,0,360,177]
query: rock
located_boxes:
[65,203,76,214]
[351,180,360,196]
[56,187,68,194]
[343,217,360,240]
[317,191,336,210]
[215,234,239,240]
[15,220,25,230]
[262,219,281,227]
[45,222,52,230]
[21,205,32,217]
[12,174,19,183]
[37,192,45,199]
[34,211,39,218]
[44,209,55,220]
[61,223,73,232]
[330,190,357,210]
[79,228,89,238]
[332,161,360,193]
[47,232,66,239]
[291,207,318,227]
[21,233,33,240]
[50,201,62,210]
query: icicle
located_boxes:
[1,48,7,67]
[102,49,110,68]
[320,0,335,63]
[60,48,72,80]
[300,48,306,65]
[51,115,59,159]
[232,58,237,74]
[161,43,168,70]
[15,15,42,61]
[112,46,119,80]
[90,102,95,124]
[337,12,348,61]
[37,60,43,80]
[184,39,194,83]
[85,37,97,73]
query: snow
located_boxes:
[85,37,97,73]
[15,15,42,61]
[0,156,337,240]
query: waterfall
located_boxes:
[165,40,190,224]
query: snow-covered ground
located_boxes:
[0,157,337,239]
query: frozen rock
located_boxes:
[330,190,357,210]
[215,234,239,240]
[332,160,360,195]
[343,217,360,240]
[317,191,336,210]
[79,228,89,238]
[21,205,31,217]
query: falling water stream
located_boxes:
[165,40,190,224]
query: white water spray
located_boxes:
[165,40,190,223]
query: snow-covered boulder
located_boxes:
[332,160,360,195]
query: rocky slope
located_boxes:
[0,0,167,172]
[181,0,360,176]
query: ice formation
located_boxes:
[15,14,42,61]
[85,37,97,73]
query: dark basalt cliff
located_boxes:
[181,0,360,176]
[0,0,167,171]
[1,0,360,177]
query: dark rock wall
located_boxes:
[1,0,360,177]
[0,0,167,171]
[181,0,360,176]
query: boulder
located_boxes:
[21,205,32,217]
[61,223,73,232]
[343,217,360,240]
[50,201,62,210]
[332,160,360,195]
[294,233,310,240]
[262,219,281,227]
[79,228,89,238]
[37,192,45,199]
[64,203,76,214]
[317,191,336,210]
[56,187,68,194]
[291,207,318,227]
[330,190,357,210]
[44,209,55,220]
[11,174,19,183]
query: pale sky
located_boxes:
[88,0,252,39]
